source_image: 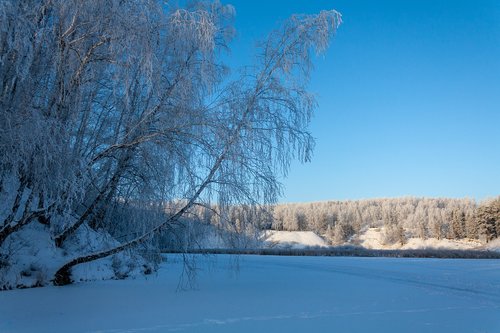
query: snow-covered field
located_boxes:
[1,255,500,333]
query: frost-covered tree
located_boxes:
[475,198,500,242]
[382,207,405,245]
[332,210,354,244]
[268,197,481,245]
[465,206,479,239]
[450,208,466,239]
[0,0,342,286]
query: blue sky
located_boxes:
[225,0,500,202]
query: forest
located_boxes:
[270,197,500,244]
[163,196,500,251]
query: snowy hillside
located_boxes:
[484,238,500,252]
[0,223,152,289]
[356,227,484,251]
[263,231,329,249]
[259,228,490,252]
[1,255,499,333]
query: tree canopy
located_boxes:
[0,0,341,287]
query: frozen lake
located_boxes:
[1,255,499,333]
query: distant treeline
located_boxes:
[156,197,500,250]
[269,197,500,245]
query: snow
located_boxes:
[263,230,329,249]
[260,228,487,252]
[357,227,483,250]
[0,223,151,289]
[484,238,500,252]
[1,254,499,333]
[401,237,483,250]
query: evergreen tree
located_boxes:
[475,198,500,242]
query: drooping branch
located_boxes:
[53,139,231,285]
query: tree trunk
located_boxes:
[53,143,230,286]
[54,158,127,247]
[0,200,45,247]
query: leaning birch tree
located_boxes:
[0,0,341,286]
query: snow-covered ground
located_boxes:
[263,230,329,249]
[261,229,493,252]
[356,227,485,251]
[0,223,151,289]
[484,238,500,252]
[1,255,499,333]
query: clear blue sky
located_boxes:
[225,0,500,202]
